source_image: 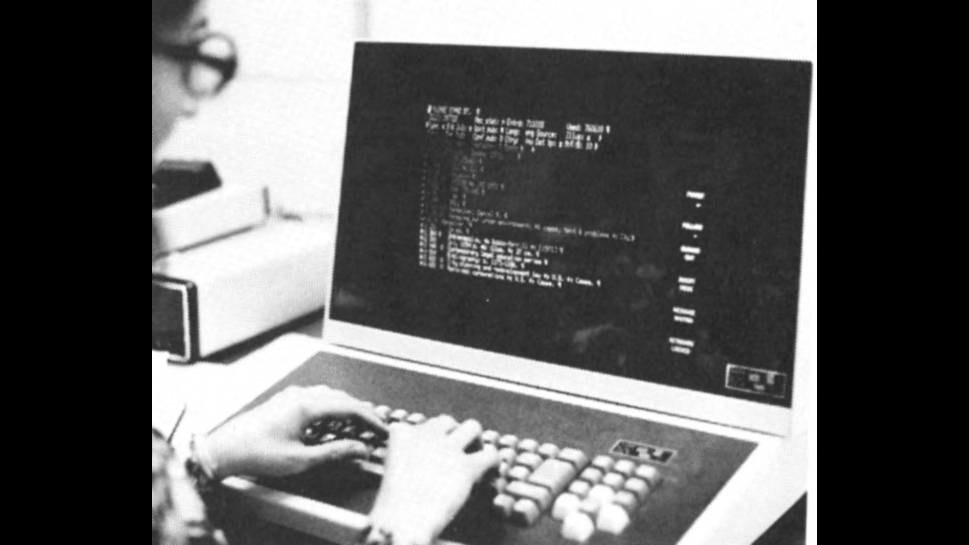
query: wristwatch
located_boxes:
[361,524,395,545]
[185,434,218,495]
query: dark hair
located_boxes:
[152,0,200,40]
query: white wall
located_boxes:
[368,0,815,59]
[158,0,367,216]
[157,0,816,218]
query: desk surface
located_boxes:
[208,311,325,363]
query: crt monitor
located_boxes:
[327,42,812,434]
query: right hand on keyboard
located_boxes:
[368,415,500,545]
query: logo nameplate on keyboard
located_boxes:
[724,363,788,398]
[610,440,676,464]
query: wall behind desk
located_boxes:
[156,0,816,219]
[158,0,366,217]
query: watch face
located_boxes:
[332,44,811,408]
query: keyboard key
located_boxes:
[591,455,614,472]
[370,447,387,462]
[561,511,596,543]
[405,412,427,425]
[354,459,385,478]
[492,494,515,518]
[305,421,324,434]
[613,459,635,476]
[306,424,322,437]
[339,423,359,436]
[499,448,517,464]
[374,405,391,420]
[505,480,552,510]
[507,465,531,481]
[332,398,649,534]
[568,480,591,497]
[527,458,577,495]
[537,443,560,459]
[602,472,625,489]
[512,498,542,526]
[515,452,543,470]
[587,484,615,505]
[596,503,631,535]
[579,467,603,483]
[578,497,601,517]
[552,492,582,520]
[635,464,663,487]
[612,490,639,513]
[623,477,650,501]
[558,448,590,469]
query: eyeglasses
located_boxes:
[152,33,238,98]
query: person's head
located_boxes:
[152,0,237,169]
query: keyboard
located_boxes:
[235,351,757,545]
[303,406,665,543]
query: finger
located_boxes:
[467,444,501,476]
[448,419,483,449]
[422,414,459,434]
[300,384,347,399]
[386,421,412,447]
[302,439,369,465]
[388,421,411,435]
[279,385,306,399]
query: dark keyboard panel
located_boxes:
[235,351,757,545]
[302,410,660,541]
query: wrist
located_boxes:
[366,507,436,545]
[192,434,228,480]
[362,525,432,545]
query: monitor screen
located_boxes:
[331,43,811,408]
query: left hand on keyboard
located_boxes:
[196,385,387,478]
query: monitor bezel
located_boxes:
[323,41,815,438]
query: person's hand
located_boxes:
[368,416,499,545]
[195,385,386,479]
